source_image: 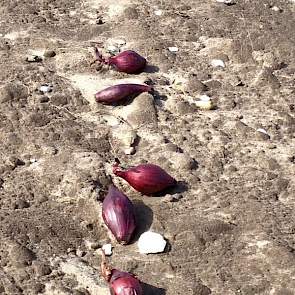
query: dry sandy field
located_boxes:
[0,0,295,294]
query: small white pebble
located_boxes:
[216,0,233,3]
[271,6,280,11]
[199,94,211,101]
[107,45,119,54]
[124,147,135,155]
[102,244,112,256]
[154,10,163,16]
[40,85,52,93]
[138,231,167,254]
[69,10,77,16]
[168,47,178,53]
[211,59,225,68]
[26,55,42,62]
[194,100,214,110]
[114,38,126,46]
[257,128,268,135]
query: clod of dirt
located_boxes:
[110,91,157,131]
[32,260,52,277]
[44,50,56,58]
[184,77,208,94]
[0,82,28,103]
[9,243,36,267]
[57,257,109,295]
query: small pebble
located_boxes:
[124,147,135,155]
[211,59,225,68]
[194,100,214,110]
[102,244,112,256]
[257,128,268,135]
[113,38,126,46]
[39,85,52,93]
[162,194,183,203]
[256,128,270,140]
[40,96,49,103]
[26,55,42,62]
[216,0,234,3]
[138,231,167,254]
[44,50,56,58]
[271,6,281,12]
[107,45,120,55]
[168,47,179,53]
[154,10,163,16]
[199,94,211,101]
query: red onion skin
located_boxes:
[95,84,151,104]
[102,185,136,244]
[108,51,147,74]
[113,163,176,195]
[109,269,143,295]
[95,48,146,74]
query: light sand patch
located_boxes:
[4,30,29,40]
[83,0,132,18]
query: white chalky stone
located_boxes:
[40,85,52,93]
[257,128,268,135]
[138,231,167,254]
[168,47,178,52]
[216,0,233,3]
[102,244,112,256]
[154,10,163,16]
[211,59,225,68]
[199,94,211,101]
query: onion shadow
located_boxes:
[152,181,189,197]
[141,283,166,295]
[144,65,160,73]
[131,200,153,242]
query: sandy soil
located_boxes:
[0,0,295,294]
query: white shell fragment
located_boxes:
[211,59,225,68]
[102,244,112,256]
[168,47,179,53]
[138,231,167,254]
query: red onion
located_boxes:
[102,185,136,244]
[113,163,176,195]
[109,269,143,295]
[95,84,151,104]
[95,48,146,74]
[100,250,143,295]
